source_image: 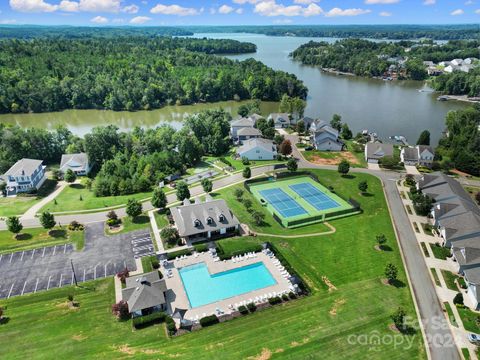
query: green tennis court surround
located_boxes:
[248,174,360,228]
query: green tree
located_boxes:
[384,263,398,284]
[337,159,350,176]
[234,188,244,200]
[251,210,265,226]
[243,198,253,209]
[405,58,428,80]
[376,234,387,249]
[358,180,368,194]
[412,192,433,216]
[201,178,213,193]
[379,155,400,169]
[6,216,23,238]
[126,199,142,219]
[39,212,56,233]
[84,178,93,190]
[391,307,406,332]
[161,227,179,246]
[151,187,167,209]
[279,94,306,120]
[64,169,77,183]
[330,114,342,132]
[416,130,431,145]
[296,120,305,135]
[237,104,249,117]
[341,123,353,140]
[243,166,251,179]
[176,181,190,201]
[287,158,298,172]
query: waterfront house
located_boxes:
[451,59,464,66]
[170,197,240,243]
[300,116,315,131]
[121,271,168,317]
[400,146,435,167]
[309,120,344,151]
[0,158,46,197]
[268,113,290,128]
[237,127,262,144]
[60,153,91,176]
[237,138,277,160]
[364,143,394,163]
[230,117,255,139]
[248,113,263,124]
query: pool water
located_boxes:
[179,262,276,308]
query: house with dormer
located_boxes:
[60,153,91,176]
[170,196,240,243]
[0,158,46,197]
[309,119,344,151]
[364,143,394,163]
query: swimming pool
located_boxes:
[179,262,276,308]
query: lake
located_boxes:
[0,33,467,144]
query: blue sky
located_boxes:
[1,0,480,26]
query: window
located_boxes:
[206,217,213,225]
[193,219,201,227]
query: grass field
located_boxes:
[457,306,480,333]
[0,170,425,358]
[0,179,58,217]
[441,270,460,291]
[39,180,152,214]
[248,175,356,227]
[430,243,451,260]
[0,227,84,254]
[105,215,151,236]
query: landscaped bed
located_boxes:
[441,270,461,291]
[457,306,480,333]
[0,169,425,359]
[430,243,451,260]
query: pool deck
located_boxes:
[163,251,294,323]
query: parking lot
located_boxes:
[0,223,154,299]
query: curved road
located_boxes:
[0,137,460,359]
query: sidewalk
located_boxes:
[21,180,68,220]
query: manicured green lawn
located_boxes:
[444,302,458,327]
[441,270,460,291]
[421,223,434,236]
[430,269,441,286]
[462,348,471,360]
[457,306,480,333]
[153,210,169,229]
[105,215,151,236]
[0,227,84,254]
[39,180,152,214]
[430,243,451,260]
[0,179,58,217]
[0,170,425,359]
[203,150,283,173]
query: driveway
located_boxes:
[0,223,146,299]
[367,162,381,171]
[405,165,421,175]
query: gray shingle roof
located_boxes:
[365,143,394,159]
[464,268,480,285]
[170,199,239,238]
[238,138,276,154]
[237,127,262,137]
[231,117,254,127]
[402,147,419,161]
[122,271,167,313]
[3,158,43,177]
[60,153,89,172]
[453,243,480,266]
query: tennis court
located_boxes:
[289,182,340,211]
[258,188,308,218]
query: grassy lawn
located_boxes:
[105,215,151,236]
[457,306,480,333]
[444,302,459,327]
[203,150,283,173]
[0,179,58,217]
[421,223,434,236]
[153,210,169,229]
[0,169,425,359]
[462,348,471,360]
[39,180,152,214]
[430,269,441,286]
[430,243,451,260]
[0,227,84,254]
[441,270,460,291]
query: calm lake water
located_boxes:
[0,33,467,144]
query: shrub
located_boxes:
[453,292,464,306]
[281,294,289,301]
[219,157,232,167]
[116,268,129,283]
[132,312,166,328]
[246,302,256,312]
[200,314,219,327]
[151,257,160,270]
[241,157,250,165]
[268,296,282,305]
[165,315,176,335]
[67,293,74,302]
[391,307,406,331]
[238,305,249,315]
[405,174,416,187]
[68,221,84,231]
[193,243,209,253]
[161,227,179,246]
[288,292,297,300]
[126,199,142,218]
[112,301,130,320]
[106,218,121,227]
[243,166,251,179]
[167,249,192,260]
[337,159,350,176]
[107,210,118,221]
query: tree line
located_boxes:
[0,36,305,114]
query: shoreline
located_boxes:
[439,95,480,104]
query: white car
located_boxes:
[468,333,480,344]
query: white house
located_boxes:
[60,153,91,176]
[237,127,262,144]
[0,158,46,197]
[268,113,290,128]
[237,138,277,160]
[400,145,435,167]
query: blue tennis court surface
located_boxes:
[289,182,340,211]
[259,188,308,218]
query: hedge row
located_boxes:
[200,314,219,327]
[216,242,263,261]
[167,249,192,260]
[132,312,166,328]
[193,243,210,253]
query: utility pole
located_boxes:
[70,259,78,286]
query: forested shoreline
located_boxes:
[0,36,305,114]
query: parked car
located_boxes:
[468,333,480,345]
[305,146,314,151]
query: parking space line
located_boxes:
[7,282,15,299]
[83,268,86,282]
[42,247,46,258]
[20,251,25,261]
[21,281,27,295]
[104,264,107,277]
[31,248,36,259]
[124,260,127,269]
[9,253,14,263]
[71,272,74,285]
[94,266,97,279]
[47,275,52,290]
[64,244,67,253]
[53,245,56,256]
[59,273,63,287]
[0,254,2,263]
[34,279,39,293]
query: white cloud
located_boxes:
[122,4,139,14]
[77,0,121,12]
[58,0,79,12]
[365,0,399,3]
[450,8,464,15]
[379,11,392,16]
[10,0,57,13]
[423,0,435,5]
[90,15,108,23]
[130,15,151,23]
[293,0,319,4]
[235,7,243,14]
[325,7,371,17]
[254,0,322,17]
[233,0,259,4]
[475,8,480,13]
[218,4,234,14]
[150,4,198,16]
[465,0,474,5]
[0,19,17,24]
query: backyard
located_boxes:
[0,170,424,358]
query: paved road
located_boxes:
[0,223,149,299]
